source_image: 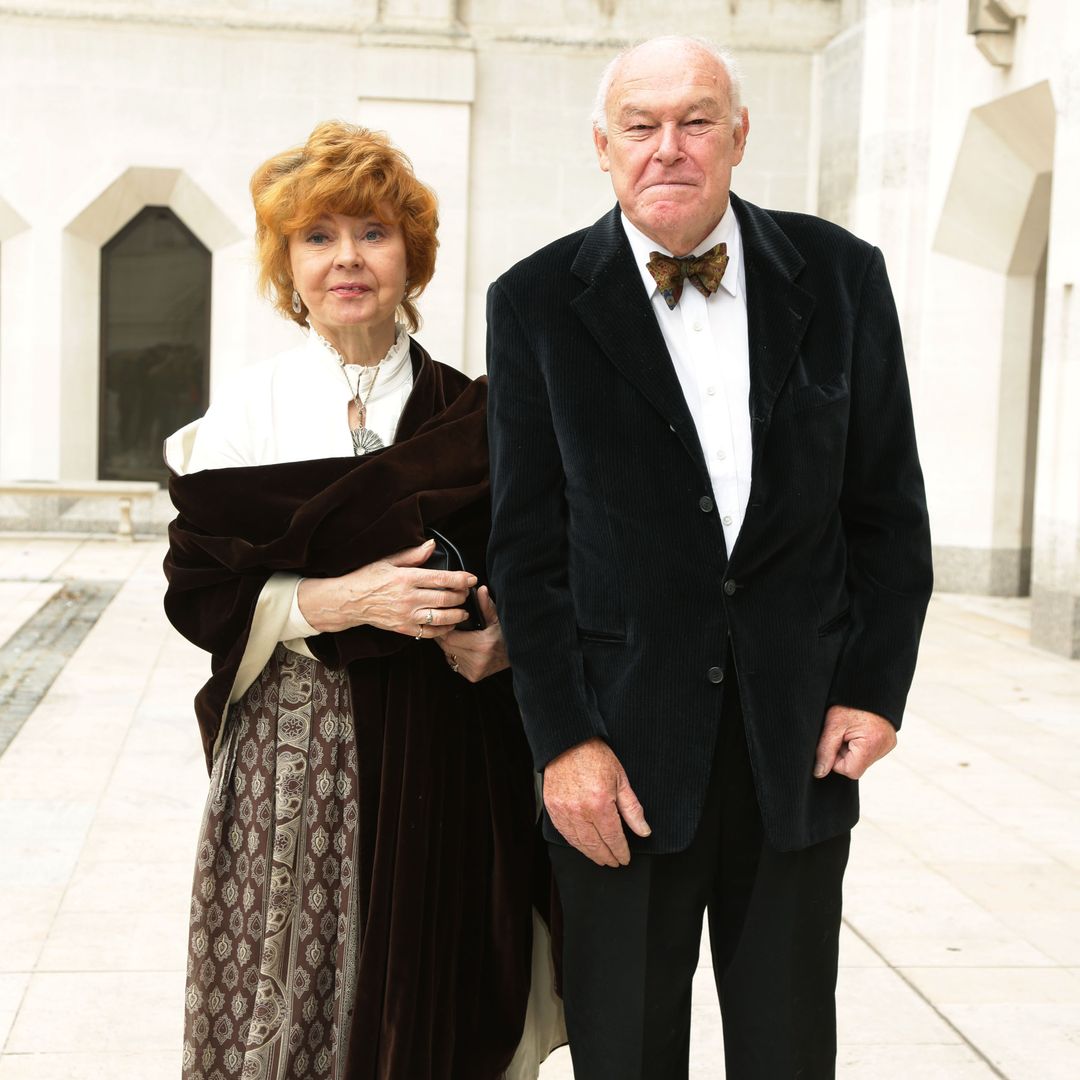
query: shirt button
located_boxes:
[717,449,726,460]
[707,666,724,684]
[692,321,703,332]
[723,580,738,596]
[698,496,714,513]
[722,514,733,526]
[706,385,717,396]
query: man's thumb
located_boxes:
[615,774,651,837]
[814,715,846,779]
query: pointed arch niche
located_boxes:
[61,168,242,480]
[930,81,1055,595]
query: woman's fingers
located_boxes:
[413,587,469,610]
[411,566,477,592]
[411,604,470,627]
[384,539,436,567]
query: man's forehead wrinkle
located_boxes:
[612,91,727,124]
[608,63,729,120]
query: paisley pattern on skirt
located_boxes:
[183,645,361,1080]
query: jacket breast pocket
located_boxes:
[577,627,627,645]
[791,372,849,413]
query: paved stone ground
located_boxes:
[0,537,1077,1079]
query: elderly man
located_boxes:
[486,34,932,1079]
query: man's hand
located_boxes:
[544,737,651,867]
[814,705,897,780]
[436,587,509,682]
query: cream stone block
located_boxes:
[0,230,62,481]
[0,886,64,974]
[78,815,201,868]
[374,0,459,33]
[37,910,187,973]
[835,1044,997,1079]
[839,967,965,1046]
[59,859,193,918]
[0,802,96,889]
[0,747,120,804]
[900,968,1080,1080]
[0,539,82,581]
[0,1052,177,1080]
[5,972,183,1054]
[839,924,887,968]
[918,256,1019,554]
[0,974,30,1054]
[465,0,843,51]
[355,42,474,102]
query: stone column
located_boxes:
[1030,9,1080,656]
[0,199,55,481]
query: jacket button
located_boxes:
[698,495,714,512]
[723,580,737,596]
[707,666,724,684]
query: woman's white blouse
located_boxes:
[168,325,414,649]
[186,324,414,470]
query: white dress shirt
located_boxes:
[621,205,752,555]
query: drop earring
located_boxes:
[291,289,302,315]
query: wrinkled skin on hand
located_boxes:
[543,737,652,867]
[813,705,897,780]
[297,539,476,638]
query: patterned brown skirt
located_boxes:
[183,645,362,1080]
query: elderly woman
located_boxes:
[164,122,562,1080]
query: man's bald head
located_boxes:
[592,36,743,136]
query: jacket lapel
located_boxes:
[570,208,708,475]
[730,194,815,468]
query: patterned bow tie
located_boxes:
[646,243,729,309]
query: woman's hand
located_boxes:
[297,539,477,638]
[437,587,510,682]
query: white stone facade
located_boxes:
[1,0,1078,655]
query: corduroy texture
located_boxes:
[486,195,933,855]
[165,344,543,1078]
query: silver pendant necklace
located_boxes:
[340,362,385,455]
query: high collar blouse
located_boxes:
[182,322,415,472]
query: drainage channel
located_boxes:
[0,579,122,756]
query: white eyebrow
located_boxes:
[617,96,723,123]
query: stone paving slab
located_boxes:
[0,539,1077,1078]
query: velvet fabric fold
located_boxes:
[164,343,542,1078]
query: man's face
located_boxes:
[594,42,749,257]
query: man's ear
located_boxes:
[593,125,611,173]
[732,107,750,163]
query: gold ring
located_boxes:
[425,608,435,625]
[415,625,424,640]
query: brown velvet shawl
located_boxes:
[164,342,541,1078]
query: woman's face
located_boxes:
[288,209,408,341]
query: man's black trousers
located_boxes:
[548,666,851,1079]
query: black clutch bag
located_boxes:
[423,528,486,631]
